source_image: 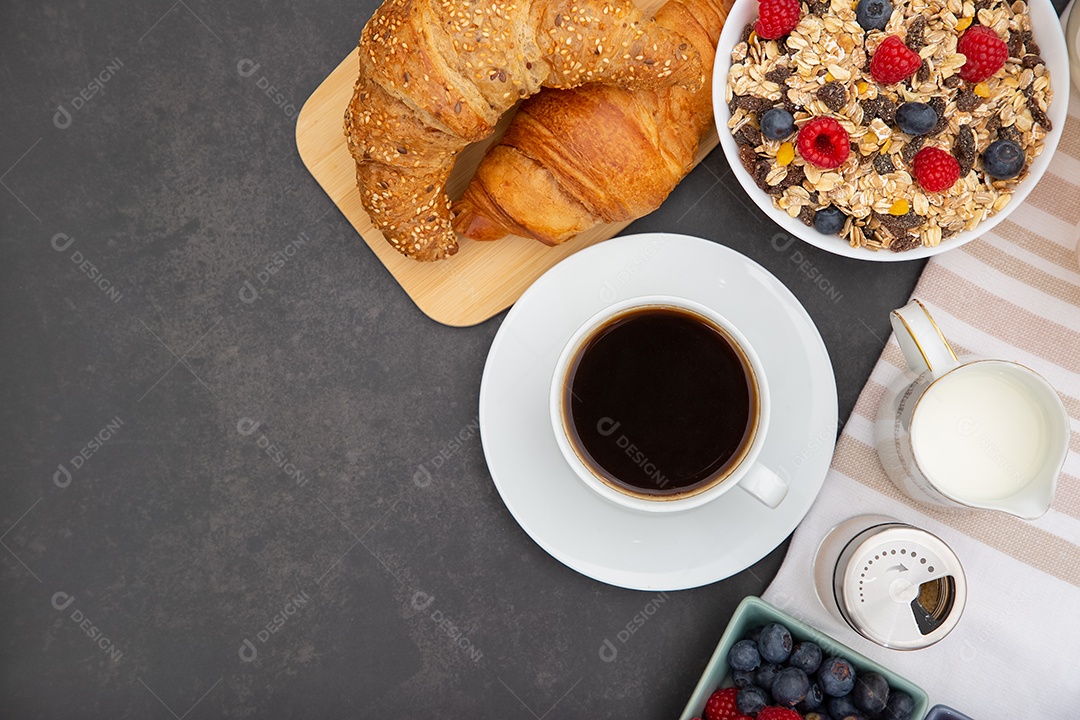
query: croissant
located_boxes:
[452,0,731,245]
[344,0,704,261]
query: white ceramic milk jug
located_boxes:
[875,300,1069,519]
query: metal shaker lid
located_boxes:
[835,524,966,650]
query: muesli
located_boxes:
[726,0,1053,251]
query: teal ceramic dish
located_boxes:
[924,705,975,720]
[679,596,930,720]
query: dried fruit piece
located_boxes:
[777,141,796,165]
[927,97,948,135]
[889,199,910,215]
[1023,86,1052,130]
[955,16,973,32]
[816,82,848,112]
[766,65,793,84]
[906,16,926,50]
[973,82,991,97]
[734,95,774,113]
[873,154,896,174]
[901,135,925,165]
[734,124,763,147]
[953,124,976,176]
[955,88,981,112]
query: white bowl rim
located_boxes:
[711,0,1071,262]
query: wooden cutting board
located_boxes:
[295,5,720,327]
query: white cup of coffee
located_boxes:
[549,295,788,512]
[876,300,1069,519]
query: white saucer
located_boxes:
[478,234,838,591]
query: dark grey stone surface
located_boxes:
[6,0,1060,716]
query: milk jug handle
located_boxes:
[890,299,960,379]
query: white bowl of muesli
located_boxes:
[713,0,1068,259]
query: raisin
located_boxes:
[734,124,762,147]
[861,97,896,125]
[1023,87,1052,130]
[766,65,793,84]
[953,125,976,176]
[1007,29,1023,58]
[798,206,815,226]
[1021,54,1042,69]
[902,135,924,165]
[816,82,847,112]
[928,96,948,135]
[877,97,896,125]
[906,16,926,52]
[738,144,758,177]
[777,164,806,191]
[917,61,931,83]
[808,0,830,15]
[876,211,924,232]
[754,159,772,192]
[986,114,1002,134]
[1026,41,1040,56]
[740,22,754,44]
[873,154,896,174]
[944,75,964,88]
[998,123,1020,143]
[735,95,773,113]
[889,234,923,252]
[956,88,980,113]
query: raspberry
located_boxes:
[957,25,1008,82]
[869,35,922,84]
[754,0,801,39]
[912,146,961,192]
[797,117,850,169]
[757,708,802,720]
[704,688,740,720]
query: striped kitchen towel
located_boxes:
[763,61,1080,717]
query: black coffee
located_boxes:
[564,307,756,497]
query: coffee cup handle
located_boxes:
[890,299,961,380]
[738,463,789,509]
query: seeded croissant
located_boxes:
[344,0,703,261]
[452,0,731,245]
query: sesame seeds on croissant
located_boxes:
[344,0,702,261]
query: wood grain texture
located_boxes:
[295,0,720,327]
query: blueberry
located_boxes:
[736,686,769,716]
[771,666,810,708]
[803,714,827,720]
[883,690,915,720]
[789,641,823,674]
[817,656,857,697]
[813,205,846,235]
[797,682,825,713]
[746,626,763,645]
[855,0,893,30]
[983,138,1025,179]
[755,663,781,691]
[896,102,938,135]
[852,672,890,715]
[827,695,866,720]
[729,639,762,671]
[761,107,797,140]
[757,623,793,664]
[732,669,757,688]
